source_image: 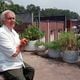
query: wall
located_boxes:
[39,20,64,42]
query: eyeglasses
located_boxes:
[6,17,15,20]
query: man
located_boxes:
[0,10,34,80]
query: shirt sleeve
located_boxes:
[0,32,16,57]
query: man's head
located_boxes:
[1,10,16,29]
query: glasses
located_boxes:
[6,17,15,20]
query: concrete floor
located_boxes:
[22,52,80,80]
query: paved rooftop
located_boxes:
[22,52,80,80]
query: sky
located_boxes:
[12,0,80,15]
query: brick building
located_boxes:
[34,16,66,42]
[35,16,80,42]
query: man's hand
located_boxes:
[12,38,29,57]
[20,38,29,47]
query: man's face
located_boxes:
[4,12,16,29]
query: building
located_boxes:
[14,13,32,33]
[34,16,66,42]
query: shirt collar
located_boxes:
[2,25,14,33]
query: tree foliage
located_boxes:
[0,1,26,13]
[26,4,40,17]
[26,4,79,19]
[0,1,79,19]
[40,8,79,19]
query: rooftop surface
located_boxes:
[22,52,80,80]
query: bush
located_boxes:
[45,40,61,51]
[59,31,78,51]
[21,25,44,40]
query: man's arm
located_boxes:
[12,38,28,57]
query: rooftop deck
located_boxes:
[22,52,80,80]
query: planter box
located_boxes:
[61,51,79,63]
[48,49,61,58]
[24,40,38,51]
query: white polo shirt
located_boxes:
[0,25,24,72]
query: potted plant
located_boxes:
[21,25,44,51]
[21,25,44,40]
[59,31,79,63]
[35,41,45,49]
[45,40,61,58]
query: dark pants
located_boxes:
[0,71,18,80]
[0,63,35,80]
[23,63,35,80]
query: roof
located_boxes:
[16,13,32,23]
[34,16,66,21]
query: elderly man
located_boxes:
[0,10,34,80]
